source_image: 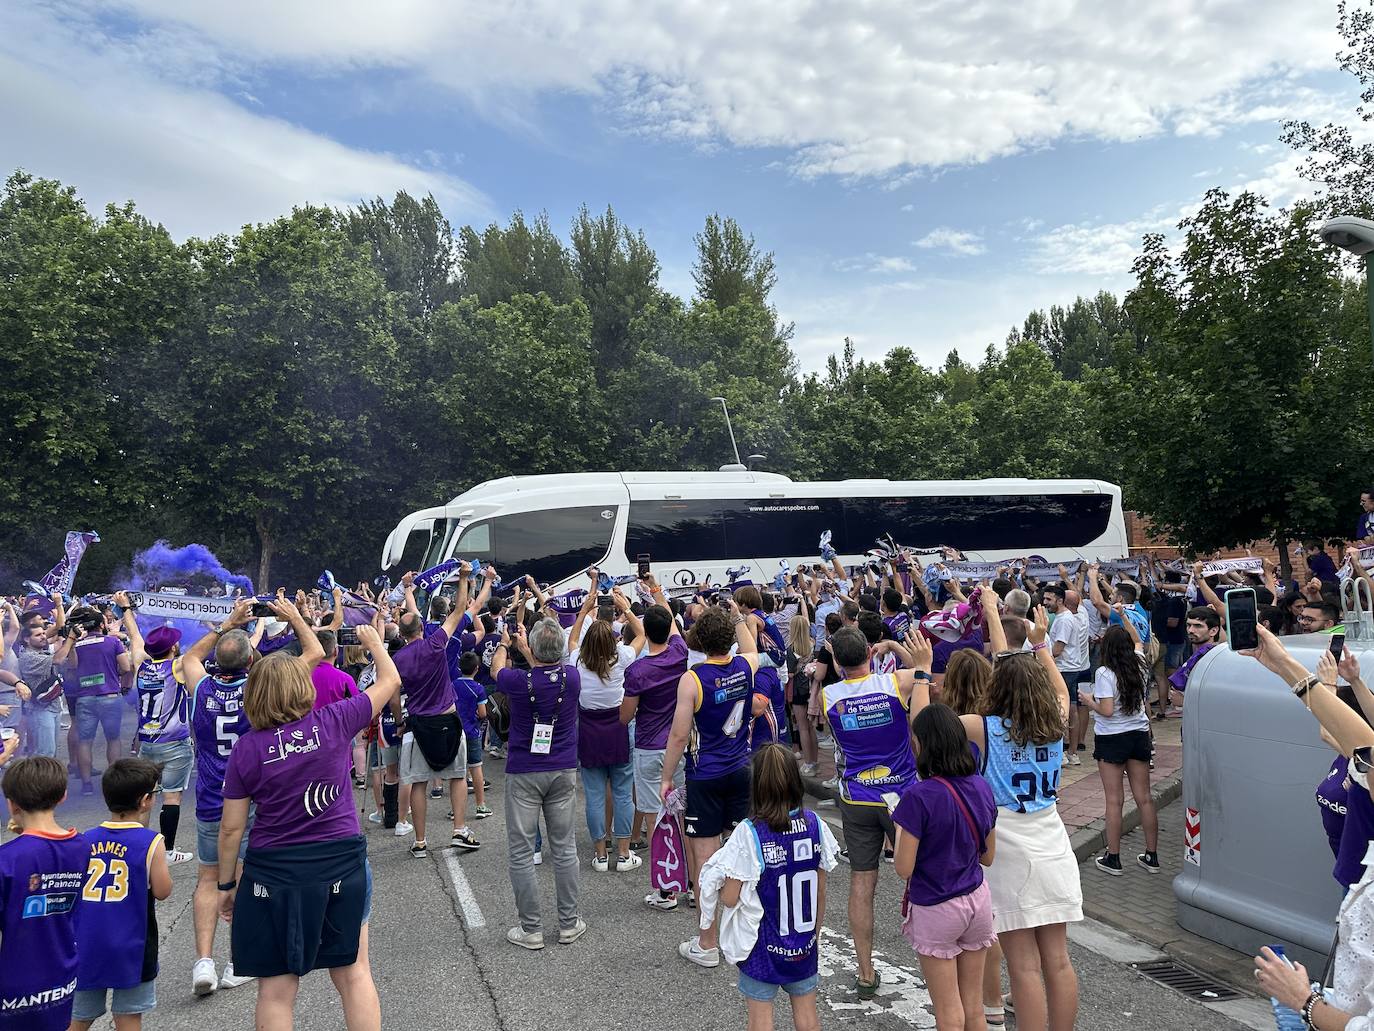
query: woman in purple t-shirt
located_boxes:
[893,703,997,1031]
[216,602,400,1031]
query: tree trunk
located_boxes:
[1275,532,1291,585]
[256,512,276,593]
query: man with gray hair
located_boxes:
[182,596,261,996]
[492,617,586,949]
[1045,583,1091,765]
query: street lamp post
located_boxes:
[709,396,744,469]
[1318,215,1374,366]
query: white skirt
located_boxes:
[986,805,1083,933]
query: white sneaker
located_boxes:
[644,890,679,911]
[532,850,543,866]
[367,810,383,825]
[615,853,643,872]
[166,849,194,866]
[799,762,819,776]
[192,957,218,996]
[219,962,254,989]
[678,936,720,968]
[591,854,609,873]
[394,820,413,837]
[1067,754,1082,766]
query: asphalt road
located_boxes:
[41,707,1261,1029]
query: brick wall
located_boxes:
[1124,511,1303,571]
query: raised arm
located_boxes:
[357,620,401,719]
[115,593,146,668]
[1028,606,1070,721]
[568,589,596,655]
[523,574,548,613]
[1192,562,1226,617]
[270,599,324,670]
[182,598,253,688]
[324,587,345,631]
[401,571,420,619]
[979,588,1007,654]
[613,590,646,654]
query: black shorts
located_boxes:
[790,677,811,706]
[684,767,751,839]
[1093,729,1152,765]
[838,800,895,872]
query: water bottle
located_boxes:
[1267,946,1306,1031]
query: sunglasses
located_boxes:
[1354,746,1374,778]
[993,650,1034,665]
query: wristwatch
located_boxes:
[911,670,933,682]
[217,879,237,891]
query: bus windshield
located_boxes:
[426,506,615,585]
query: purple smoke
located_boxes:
[121,540,254,593]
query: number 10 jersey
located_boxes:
[740,811,824,986]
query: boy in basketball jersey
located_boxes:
[0,756,88,1031]
[71,758,173,1029]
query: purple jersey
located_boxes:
[190,672,252,822]
[883,612,911,642]
[821,673,917,805]
[687,657,754,780]
[0,830,87,1031]
[749,665,788,752]
[70,634,125,698]
[77,823,160,990]
[1317,755,1350,861]
[135,657,189,744]
[740,811,823,985]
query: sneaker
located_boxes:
[488,745,507,759]
[429,786,443,799]
[1061,754,1070,767]
[591,854,609,873]
[558,918,588,945]
[450,828,481,852]
[685,888,696,908]
[800,762,819,776]
[678,936,720,968]
[507,926,545,951]
[1094,852,1123,877]
[532,850,543,866]
[837,847,851,864]
[473,804,492,819]
[394,821,413,837]
[410,841,429,859]
[446,810,455,820]
[166,849,194,866]
[645,890,679,911]
[366,810,383,825]
[1066,754,1082,766]
[882,848,894,863]
[1138,851,1162,874]
[616,852,643,872]
[1077,743,1087,751]
[821,776,840,791]
[467,780,474,794]
[219,963,254,989]
[1166,706,1184,718]
[192,957,218,996]
[81,781,94,796]
[628,839,646,851]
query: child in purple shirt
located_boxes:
[892,704,998,1030]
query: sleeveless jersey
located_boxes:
[191,672,252,822]
[0,830,87,1031]
[821,673,916,805]
[687,656,754,780]
[749,665,789,752]
[981,716,1061,814]
[740,811,823,985]
[77,823,160,990]
[135,657,189,744]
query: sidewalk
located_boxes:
[800,711,1183,861]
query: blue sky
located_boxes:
[0,1,1360,370]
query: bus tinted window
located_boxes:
[840,494,1112,553]
[625,501,727,562]
[722,498,846,558]
[494,506,614,583]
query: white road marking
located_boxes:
[818,926,936,1027]
[443,849,487,929]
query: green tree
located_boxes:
[569,205,661,371]
[691,214,777,310]
[457,212,578,307]
[343,191,459,318]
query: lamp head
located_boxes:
[1320,216,1374,257]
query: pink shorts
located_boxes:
[900,880,997,960]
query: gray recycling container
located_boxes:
[1174,635,1346,970]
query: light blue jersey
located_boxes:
[980,716,1061,814]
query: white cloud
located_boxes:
[900,203,914,212]
[914,228,986,257]
[835,254,919,274]
[97,0,1341,180]
[1028,211,1174,277]
[0,5,490,240]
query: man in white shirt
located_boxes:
[1046,584,1091,765]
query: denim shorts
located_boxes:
[465,731,483,768]
[738,969,818,1001]
[197,814,253,867]
[74,694,125,742]
[72,980,156,1019]
[138,739,193,792]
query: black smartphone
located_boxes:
[637,553,651,578]
[250,603,274,618]
[336,625,360,647]
[597,593,612,606]
[896,560,909,573]
[1225,588,1259,651]
[1330,632,1346,660]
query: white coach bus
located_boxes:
[380,471,1128,592]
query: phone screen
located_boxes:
[1226,589,1259,651]
[637,553,651,578]
[1330,632,1347,660]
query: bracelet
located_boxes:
[1302,990,1321,1028]
[1293,674,1321,699]
[1032,642,1049,652]
[218,879,237,891]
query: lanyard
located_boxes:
[527,666,566,727]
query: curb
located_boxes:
[805,769,1184,865]
[1068,773,1184,862]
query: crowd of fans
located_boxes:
[1,510,1373,1030]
